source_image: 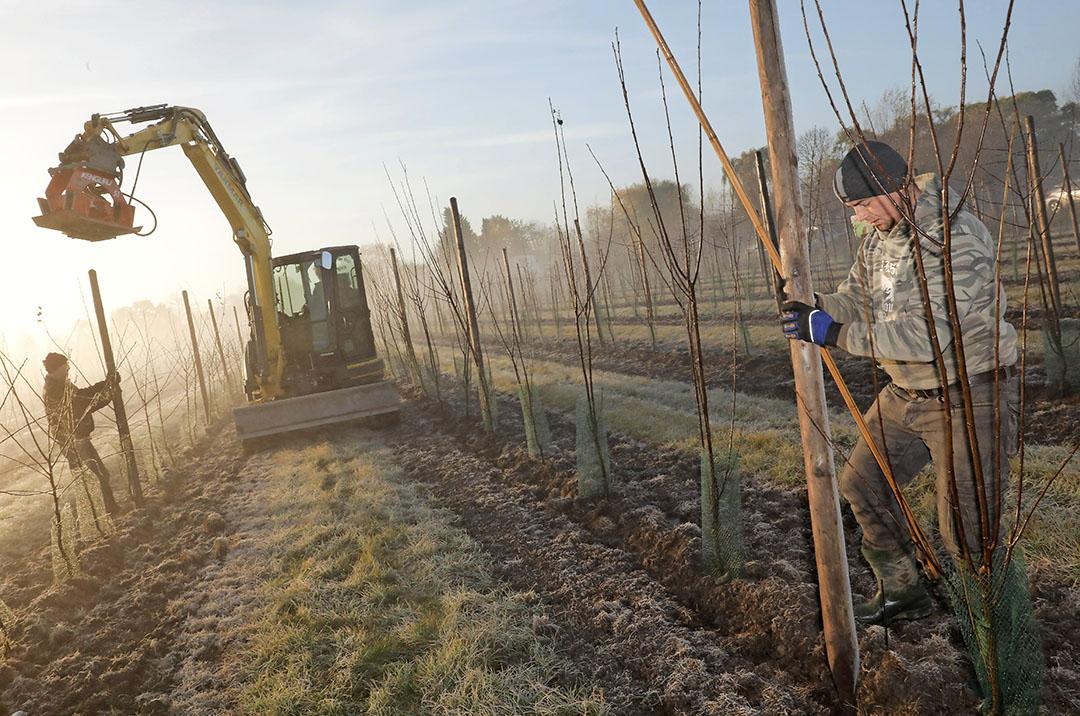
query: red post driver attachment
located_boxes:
[31,133,141,241]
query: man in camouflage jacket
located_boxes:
[780,141,1019,625]
[42,352,120,514]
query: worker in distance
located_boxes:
[779,141,1019,625]
[42,352,121,515]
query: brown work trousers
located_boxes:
[66,437,119,515]
[838,375,1019,561]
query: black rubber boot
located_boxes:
[854,543,933,625]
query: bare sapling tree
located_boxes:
[169,317,201,448]
[378,173,445,401]
[604,29,744,578]
[551,102,613,497]
[368,274,408,382]
[548,261,565,341]
[445,198,495,433]
[388,246,424,391]
[116,325,165,486]
[207,299,237,402]
[623,200,660,350]
[490,248,552,459]
[181,291,213,426]
[398,175,486,420]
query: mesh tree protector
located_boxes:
[575,391,611,498]
[1040,318,1080,394]
[943,548,1043,715]
[519,382,552,459]
[478,364,497,432]
[700,449,745,580]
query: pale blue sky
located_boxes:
[1,0,1076,358]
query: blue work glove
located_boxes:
[780,300,842,347]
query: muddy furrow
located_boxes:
[393,390,996,715]
[394,401,828,715]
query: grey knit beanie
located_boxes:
[833,141,909,202]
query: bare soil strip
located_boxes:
[392,388,1079,715]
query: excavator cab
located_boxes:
[234,243,398,448]
[270,245,383,396]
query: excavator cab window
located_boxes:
[330,249,376,362]
[273,258,332,361]
[334,254,363,309]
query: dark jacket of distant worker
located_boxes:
[42,352,120,514]
[779,141,1019,626]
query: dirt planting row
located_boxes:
[391,385,1079,714]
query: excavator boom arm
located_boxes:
[36,105,284,399]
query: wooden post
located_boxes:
[1025,115,1062,315]
[523,264,547,342]
[599,258,617,345]
[635,231,658,350]
[1058,143,1080,258]
[549,267,563,340]
[88,270,143,507]
[390,247,420,384]
[754,150,785,314]
[572,219,607,348]
[207,300,235,399]
[182,290,212,425]
[451,197,493,433]
[747,0,858,704]
[502,249,524,339]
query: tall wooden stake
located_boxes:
[1058,143,1080,258]
[747,0,858,704]
[754,150,785,314]
[1026,115,1062,315]
[182,290,212,425]
[207,299,235,398]
[390,247,420,384]
[503,249,525,340]
[88,270,143,507]
[635,231,658,350]
[451,197,493,433]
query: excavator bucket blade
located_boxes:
[232,380,400,442]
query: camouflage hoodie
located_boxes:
[818,173,1017,390]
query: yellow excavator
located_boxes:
[32,104,399,449]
